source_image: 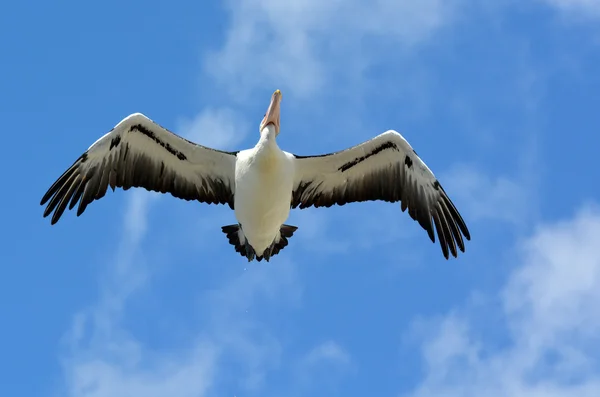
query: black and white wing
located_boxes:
[291,130,470,259]
[41,113,238,224]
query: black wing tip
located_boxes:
[426,226,435,243]
[463,228,472,241]
[438,236,469,259]
[427,215,467,260]
[437,228,469,260]
[442,242,467,260]
[40,152,90,220]
[40,195,50,206]
[434,187,472,259]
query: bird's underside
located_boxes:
[40,91,471,262]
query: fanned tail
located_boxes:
[221,224,298,262]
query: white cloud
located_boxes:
[60,196,303,397]
[542,0,600,17]
[289,209,352,254]
[504,204,600,347]
[201,259,303,392]
[284,341,354,396]
[58,106,276,397]
[64,190,158,352]
[404,204,600,397]
[442,164,536,227]
[289,202,425,259]
[177,107,249,149]
[63,342,218,397]
[60,190,211,397]
[302,340,352,368]
[205,0,465,99]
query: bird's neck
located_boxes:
[256,124,279,153]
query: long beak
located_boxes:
[260,89,282,134]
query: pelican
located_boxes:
[41,90,471,261]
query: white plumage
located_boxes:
[41,90,470,261]
[234,123,296,256]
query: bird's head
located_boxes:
[260,89,282,136]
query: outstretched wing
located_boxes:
[291,130,470,259]
[41,113,238,224]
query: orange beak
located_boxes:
[260,89,282,135]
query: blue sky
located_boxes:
[2,0,600,396]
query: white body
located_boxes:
[234,125,295,254]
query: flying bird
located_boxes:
[41,90,470,261]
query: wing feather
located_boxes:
[291,130,470,259]
[41,113,238,224]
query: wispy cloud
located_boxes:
[442,164,535,227]
[302,340,353,368]
[541,0,600,18]
[404,203,600,397]
[202,260,303,392]
[60,199,303,397]
[59,189,220,397]
[177,106,249,149]
[63,341,217,397]
[58,108,265,397]
[62,189,158,356]
[205,0,466,99]
[292,340,354,394]
[439,39,547,232]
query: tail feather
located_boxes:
[221,224,298,262]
